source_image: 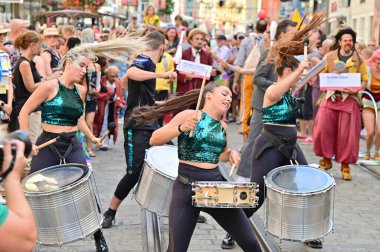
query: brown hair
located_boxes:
[266,12,327,69]
[132,82,221,125]
[144,5,155,17]
[14,31,43,50]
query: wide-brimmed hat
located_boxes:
[187,28,207,41]
[0,24,10,34]
[43,27,59,37]
[334,24,356,43]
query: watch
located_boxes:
[0,101,4,108]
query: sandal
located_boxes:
[319,158,332,171]
[87,150,97,157]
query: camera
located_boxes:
[0,130,32,165]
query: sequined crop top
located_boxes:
[41,80,84,126]
[178,112,227,164]
[262,91,300,125]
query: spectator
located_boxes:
[174,15,183,33]
[93,66,125,150]
[143,5,160,31]
[126,15,141,33]
[4,19,28,71]
[0,24,13,124]
[35,28,62,78]
[165,26,179,56]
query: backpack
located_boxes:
[243,34,262,69]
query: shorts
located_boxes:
[362,98,380,112]
[85,99,98,113]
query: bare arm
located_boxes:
[34,55,47,78]
[19,61,41,93]
[264,61,309,106]
[218,122,240,166]
[150,110,197,146]
[19,81,55,130]
[0,140,37,252]
[126,66,172,81]
[41,51,53,77]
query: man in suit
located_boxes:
[176,28,214,96]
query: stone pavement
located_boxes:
[34,122,380,252]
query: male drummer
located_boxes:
[102,31,176,228]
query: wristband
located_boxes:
[178,124,184,134]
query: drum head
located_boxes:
[265,165,334,194]
[22,164,89,193]
[146,145,178,179]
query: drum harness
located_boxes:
[258,128,299,165]
[42,133,76,164]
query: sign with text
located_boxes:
[320,73,361,90]
[176,60,212,80]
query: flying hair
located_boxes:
[265,12,328,69]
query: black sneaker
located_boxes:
[94,230,109,252]
[305,239,323,249]
[197,215,207,223]
[102,210,115,229]
[221,233,236,249]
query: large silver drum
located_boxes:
[22,164,102,245]
[264,165,335,242]
[135,145,178,216]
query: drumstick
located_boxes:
[229,164,236,177]
[100,122,117,142]
[35,137,60,151]
[303,39,309,74]
[189,73,208,138]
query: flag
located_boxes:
[291,9,305,29]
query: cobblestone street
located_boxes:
[35,122,380,251]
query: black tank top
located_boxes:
[45,48,62,69]
[13,56,42,103]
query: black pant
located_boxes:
[168,163,261,252]
[155,90,169,127]
[30,131,87,174]
[114,128,152,201]
[244,124,307,218]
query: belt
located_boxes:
[261,128,298,164]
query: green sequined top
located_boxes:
[41,80,84,126]
[262,91,300,125]
[178,112,227,164]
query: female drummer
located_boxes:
[18,47,109,252]
[18,36,148,252]
[131,83,262,252]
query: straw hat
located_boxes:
[0,24,10,34]
[187,28,207,41]
[43,28,59,37]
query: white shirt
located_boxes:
[191,47,201,64]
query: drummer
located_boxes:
[130,83,261,251]
[17,44,110,251]
[244,23,324,248]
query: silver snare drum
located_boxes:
[264,165,335,242]
[135,145,178,216]
[22,164,102,245]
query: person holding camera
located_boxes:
[0,139,37,252]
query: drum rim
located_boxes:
[22,163,91,195]
[264,165,335,194]
[145,145,178,179]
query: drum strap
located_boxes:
[177,174,193,185]
[261,129,298,164]
[42,134,75,164]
